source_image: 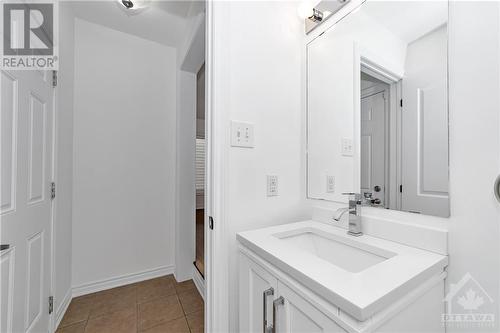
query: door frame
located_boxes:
[205,1,230,331]
[48,70,58,332]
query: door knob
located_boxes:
[374,185,381,192]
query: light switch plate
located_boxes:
[231,121,254,148]
[341,138,354,156]
[267,175,279,197]
[326,175,335,193]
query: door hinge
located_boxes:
[209,216,214,230]
[399,185,403,193]
[48,296,54,314]
[51,182,56,200]
[400,99,403,107]
[52,70,58,88]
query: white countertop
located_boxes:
[237,220,448,321]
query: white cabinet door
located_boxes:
[275,282,346,333]
[239,252,278,333]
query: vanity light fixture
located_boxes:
[304,0,350,34]
[309,8,324,22]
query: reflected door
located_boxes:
[401,26,449,216]
[1,70,54,333]
[361,90,386,206]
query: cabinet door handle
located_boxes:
[272,296,285,333]
[263,288,274,333]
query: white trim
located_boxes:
[206,1,230,332]
[54,288,72,332]
[192,266,205,301]
[72,265,175,297]
[360,57,402,84]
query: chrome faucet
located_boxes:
[332,193,363,237]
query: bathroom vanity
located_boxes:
[237,220,448,333]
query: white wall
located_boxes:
[72,19,177,289]
[53,1,75,325]
[210,2,312,331]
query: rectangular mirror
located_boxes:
[307,0,449,217]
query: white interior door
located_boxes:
[1,70,54,333]
[361,90,386,205]
[401,26,449,216]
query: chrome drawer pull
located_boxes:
[272,296,285,333]
[263,288,274,333]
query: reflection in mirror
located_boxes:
[307,1,449,217]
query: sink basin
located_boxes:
[273,227,396,273]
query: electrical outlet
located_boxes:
[326,175,335,193]
[341,138,354,156]
[267,175,278,197]
[231,121,254,148]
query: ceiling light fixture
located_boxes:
[121,0,134,9]
[117,0,150,14]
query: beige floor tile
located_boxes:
[137,277,176,303]
[162,275,176,283]
[186,310,204,333]
[56,321,86,333]
[59,295,94,328]
[140,317,190,333]
[138,295,185,331]
[178,290,203,315]
[173,280,196,294]
[85,307,137,333]
[89,285,137,318]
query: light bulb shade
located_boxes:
[117,0,150,14]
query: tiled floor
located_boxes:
[57,275,204,333]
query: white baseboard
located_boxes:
[54,288,72,332]
[192,266,205,301]
[72,265,175,297]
